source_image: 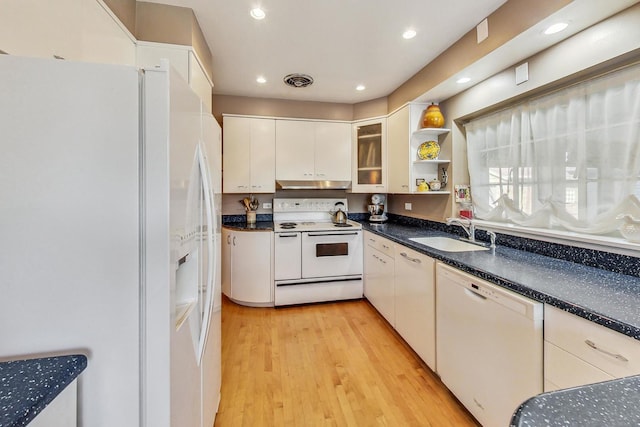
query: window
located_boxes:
[465,63,640,239]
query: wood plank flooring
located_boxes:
[214,296,480,427]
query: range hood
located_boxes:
[276,180,352,190]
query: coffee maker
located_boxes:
[368,194,388,222]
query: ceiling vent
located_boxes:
[283,73,314,88]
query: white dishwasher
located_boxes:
[436,263,543,427]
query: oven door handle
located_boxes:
[278,233,299,238]
[307,232,359,237]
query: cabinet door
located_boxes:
[544,341,614,392]
[221,228,232,297]
[137,43,190,82]
[364,239,395,326]
[352,119,387,193]
[222,116,252,192]
[394,245,436,369]
[314,122,351,181]
[387,106,410,193]
[249,118,276,192]
[0,0,82,60]
[188,51,212,113]
[275,120,315,180]
[223,117,275,193]
[230,231,272,304]
[81,0,136,66]
[544,305,640,379]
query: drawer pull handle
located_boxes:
[585,339,629,362]
[400,252,421,264]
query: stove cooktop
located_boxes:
[274,220,361,232]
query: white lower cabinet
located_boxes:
[363,233,395,326]
[363,231,436,370]
[544,305,640,391]
[394,245,436,370]
[30,380,78,427]
[222,227,273,306]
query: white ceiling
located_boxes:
[144,0,637,104]
[143,0,508,103]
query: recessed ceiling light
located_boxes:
[456,77,471,84]
[402,29,417,40]
[544,22,568,35]
[256,76,266,84]
[356,85,366,91]
[250,7,266,20]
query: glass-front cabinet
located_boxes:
[351,118,387,193]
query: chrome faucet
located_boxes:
[483,230,497,249]
[446,217,475,242]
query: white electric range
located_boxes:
[273,198,363,306]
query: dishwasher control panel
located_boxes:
[439,264,543,321]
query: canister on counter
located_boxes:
[459,202,473,219]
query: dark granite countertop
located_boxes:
[222,220,274,231]
[222,214,273,231]
[361,221,640,340]
[0,354,87,427]
[511,375,640,426]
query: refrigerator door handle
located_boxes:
[196,142,216,365]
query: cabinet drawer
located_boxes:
[363,232,394,258]
[544,341,614,391]
[545,305,640,378]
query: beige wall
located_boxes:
[387,0,572,112]
[213,95,354,123]
[103,0,136,34]
[213,94,389,124]
[135,2,213,81]
[222,191,371,216]
[353,97,388,121]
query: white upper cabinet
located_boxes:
[275,120,314,180]
[387,105,412,193]
[388,103,451,194]
[0,0,81,60]
[222,116,276,193]
[275,120,351,184]
[136,42,213,112]
[81,0,136,66]
[314,122,352,181]
[351,118,387,193]
[0,0,135,65]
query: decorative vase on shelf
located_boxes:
[422,103,445,128]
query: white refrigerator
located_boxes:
[0,54,222,427]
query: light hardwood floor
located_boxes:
[214,296,480,427]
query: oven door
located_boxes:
[301,230,363,279]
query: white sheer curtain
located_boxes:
[465,63,640,237]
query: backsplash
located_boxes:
[388,214,640,277]
[221,212,639,277]
[223,214,273,223]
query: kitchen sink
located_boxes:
[409,236,489,252]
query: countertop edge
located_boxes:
[0,354,88,427]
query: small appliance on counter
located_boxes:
[368,193,388,222]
